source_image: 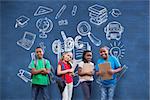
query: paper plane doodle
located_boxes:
[34,6,53,16]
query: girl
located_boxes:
[57,52,74,100]
[78,50,95,100]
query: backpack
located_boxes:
[31,58,51,83]
[55,61,67,94]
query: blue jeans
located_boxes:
[100,85,115,100]
[81,81,92,100]
[32,84,50,100]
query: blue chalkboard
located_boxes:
[0,0,149,100]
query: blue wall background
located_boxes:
[0,0,149,100]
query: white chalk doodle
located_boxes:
[77,21,101,46]
[39,42,46,53]
[17,31,36,50]
[52,39,62,62]
[73,42,91,61]
[72,5,78,16]
[109,41,125,59]
[109,9,121,17]
[88,4,108,25]
[34,6,53,16]
[17,69,32,83]
[58,19,68,26]
[74,35,84,49]
[116,65,128,82]
[55,5,67,19]
[36,17,53,38]
[61,31,75,52]
[31,52,36,60]
[104,21,124,40]
[15,15,30,28]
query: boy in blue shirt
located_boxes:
[95,46,122,100]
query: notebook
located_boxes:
[98,62,113,80]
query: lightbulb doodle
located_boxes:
[104,21,124,40]
[109,41,125,59]
[15,15,30,28]
[36,17,53,38]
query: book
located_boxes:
[98,62,113,80]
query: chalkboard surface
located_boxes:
[0,0,149,100]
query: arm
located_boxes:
[108,67,122,75]
[31,68,45,75]
[41,60,51,75]
[57,64,73,76]
[78,67,94,76]
[108,56,122,75]
[41,68,50,75]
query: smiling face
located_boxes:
[35,48,44,59]
[100,47,109,60]
[63,52,73,62]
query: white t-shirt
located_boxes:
[78,61,94,82]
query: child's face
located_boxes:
[63,52,73,62]
[35,48,44,59]
[100,48,109,60]
[84,52,92,62]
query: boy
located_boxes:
[30,47,51,100]
[95,46,122,100]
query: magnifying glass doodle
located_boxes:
[77,21,101,46]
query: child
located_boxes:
[95,46,122,100]
[30,47,51,100]
[78,50,95,100]
[57,52,74,100]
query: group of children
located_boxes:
[30,46,122,100]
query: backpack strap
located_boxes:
[34,59,37,68]
[34,58,47,68]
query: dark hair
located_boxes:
[36,47,42,49]
[82,50,92,63]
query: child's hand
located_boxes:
[41,68,46,72]
[99,70,105,76]
[88,71,94,75]
[68,68,74,73]
[108,69,115,75]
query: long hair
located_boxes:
[82,50,92,63]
